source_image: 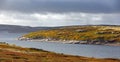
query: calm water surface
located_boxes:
[0,32,120,58]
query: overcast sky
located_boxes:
[0,0,120,26]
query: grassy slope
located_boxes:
[0,44,120,62]
[23,26,120,43]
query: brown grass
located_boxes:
[0,44,120,62]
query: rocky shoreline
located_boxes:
[18,37,120,46]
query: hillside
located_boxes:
[0,43,120,62]
[20,25,120,45]
[0,24,58,33]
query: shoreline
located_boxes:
[19,38,120,46]
[0,43,120,62]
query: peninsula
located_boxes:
[19,25,120,46]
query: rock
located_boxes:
[18,37,31,41]
[79,41,88,44]
[75,29,87,32]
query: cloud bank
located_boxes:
[0,0,119,13]
[0,0,120,26]
[0,12,119,26]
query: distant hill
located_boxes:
[20,25,120,46]
[0,24,59,33]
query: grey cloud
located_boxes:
[0,0,119,13]
[0,12,120,26]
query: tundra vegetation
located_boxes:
[0,43,120,62]
[22,26,120,45]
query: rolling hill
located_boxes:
[20,25,120,46]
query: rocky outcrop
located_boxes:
[18,37,31,41]
[18,37,120,46]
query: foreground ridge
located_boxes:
[0,43,120,62]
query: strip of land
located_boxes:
[19,25,120,46]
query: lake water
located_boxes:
[0,32,120,59]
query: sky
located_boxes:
[0,0,120,27]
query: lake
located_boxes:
[0,32,120,59]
